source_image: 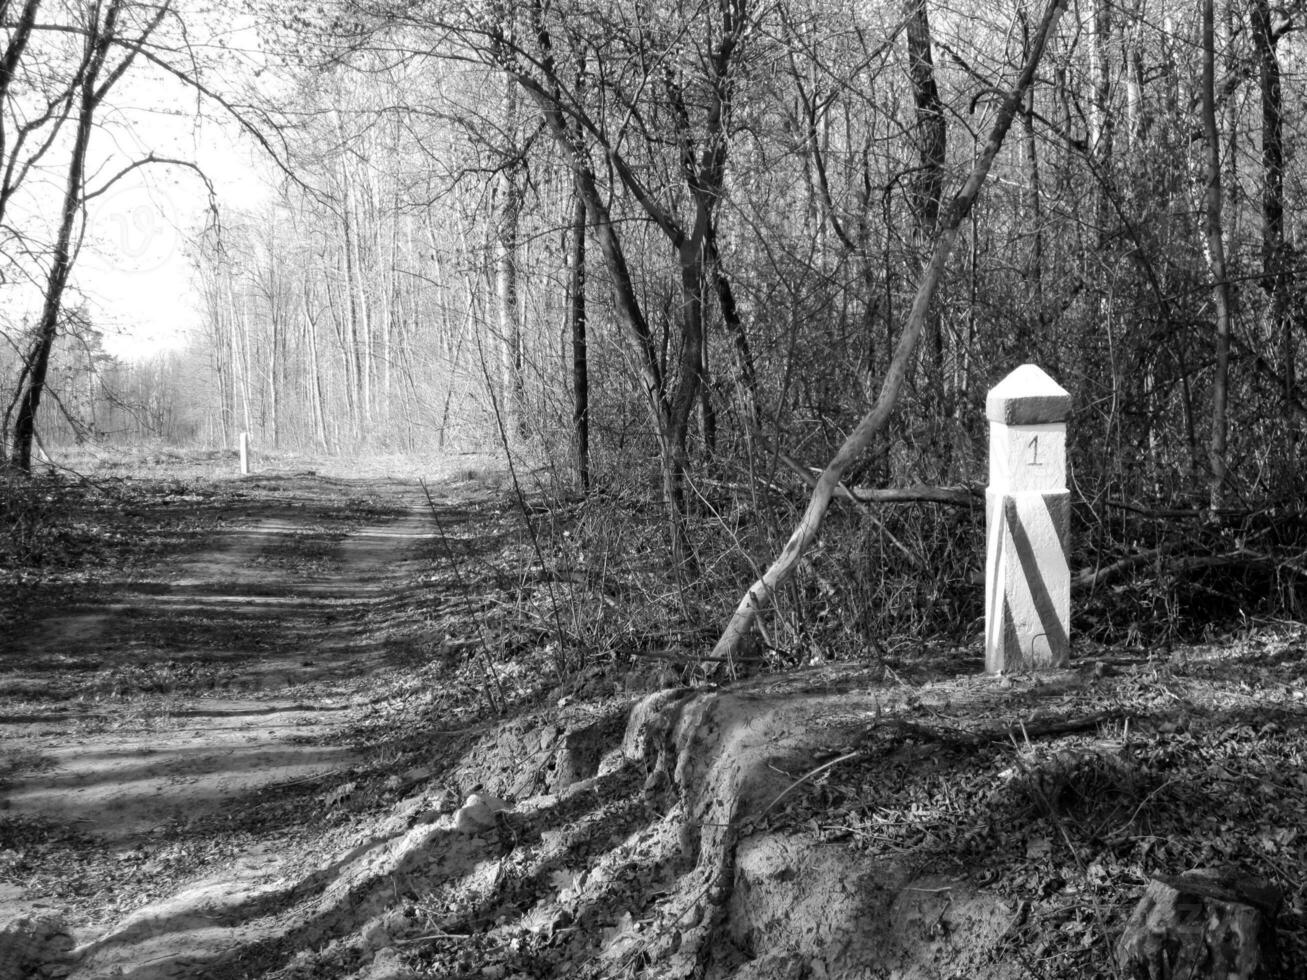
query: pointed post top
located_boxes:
[986,364,1071,425]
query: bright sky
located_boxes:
[51,8,278,363]
[78,110,271,362]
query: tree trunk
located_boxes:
[705,223,760,428]
[903,0,947,387]
[0,0,43,232]
[302,283,330,453]
[1089,0,1114,244]
[495,74,525,446]
[568,187,589,493]
[1020,11,1046,335]
[203,271,235,448]
[1123,0,1148,149]
[325,253,357,436]
[699,337,717,454]
[1250,0,1293,491]
[710,0,1068,662]
[336,144,368,442]
[236,289,253,438]
[266,254,281,449]
[8,1,126,471]
[1201,0,1234,513]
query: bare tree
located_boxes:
[7,0,170,471]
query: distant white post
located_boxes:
[985,365,1071,673]
[239,432,250,476]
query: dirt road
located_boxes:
[0,473,480,924]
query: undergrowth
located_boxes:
[8,441,1307,686]
[0,473,78,567]
[505,445,1307,683]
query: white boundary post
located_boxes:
[239,432,250,476]
[984,364,1071,673]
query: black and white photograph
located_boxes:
[1,0,1305,976]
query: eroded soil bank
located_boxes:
[2,460,1306,979]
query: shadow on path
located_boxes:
[0,474,488,844]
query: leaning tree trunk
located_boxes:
[0,0,42,234]
[710,0,1068,663]
[8,2,123,471]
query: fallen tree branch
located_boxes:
[1106,499,1261,521]
[1073,543,1307,593]
[845,484,982,506]
[1072,544,1181,591]
[774,448,981,507]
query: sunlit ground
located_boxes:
[36,442,513,485]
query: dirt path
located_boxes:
[0,474,459,905]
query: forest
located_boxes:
[2,2,1307,977]
[6,0,1306,657]
[167,0,1290,491]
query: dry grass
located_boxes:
[38,442,512,486]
